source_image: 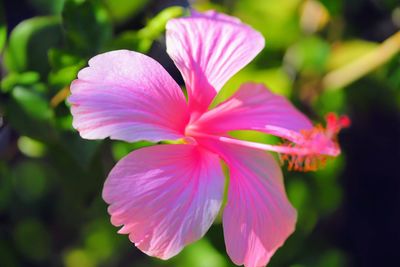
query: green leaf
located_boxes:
[229,130,280,150]
[108,6,184,53]
[47,48,85,89]
[4,16,63,78]
[319,0,343,15]
[313,157,344,214]
[29,0,66,15]
[314,89,346,116]
[286,176,318,233]
[48,48,83,70]
[287,178,310,211]
[137,6,184,40]
[83,220,120,262]
[233,0,302,50]
[55,114,74,130]
[48,63,83,88]
[0,1,6,53]
[286,36,331,74]
[60,131,100,169]
[387,55,400,92]
[1,72,40,93]
[106,30,143,52]
[17,136,47,158]
[62,0,112,56]
[102,0,149,24]
[172,239,228,267]
[5,85,57,141]
[11,86,53,121]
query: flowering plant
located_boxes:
[69,10,348,267]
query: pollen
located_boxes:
[279,149,328,172]
[280,113,350,172]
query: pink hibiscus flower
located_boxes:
[68,10,349,267]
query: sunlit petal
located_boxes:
[103,144,225,259]
[166,11,264,114]
[69,50,189,142]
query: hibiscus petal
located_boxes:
[103,144,224,259]
[68,50,189,142]
[197,139,297,267]
[166,11,265,114]
[192,83,313,141]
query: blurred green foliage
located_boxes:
[4,16,63,77]
[0,2,6,53]
[0,0,399,267]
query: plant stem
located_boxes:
[323,31,400,90]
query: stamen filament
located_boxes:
[190,131,314,155]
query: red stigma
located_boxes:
[326,112,351,135]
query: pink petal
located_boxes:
[197,138,297,267]
[166,11,265,115]
[191,83,313,141]
[68,50,189,142]
[103,144,224,259]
